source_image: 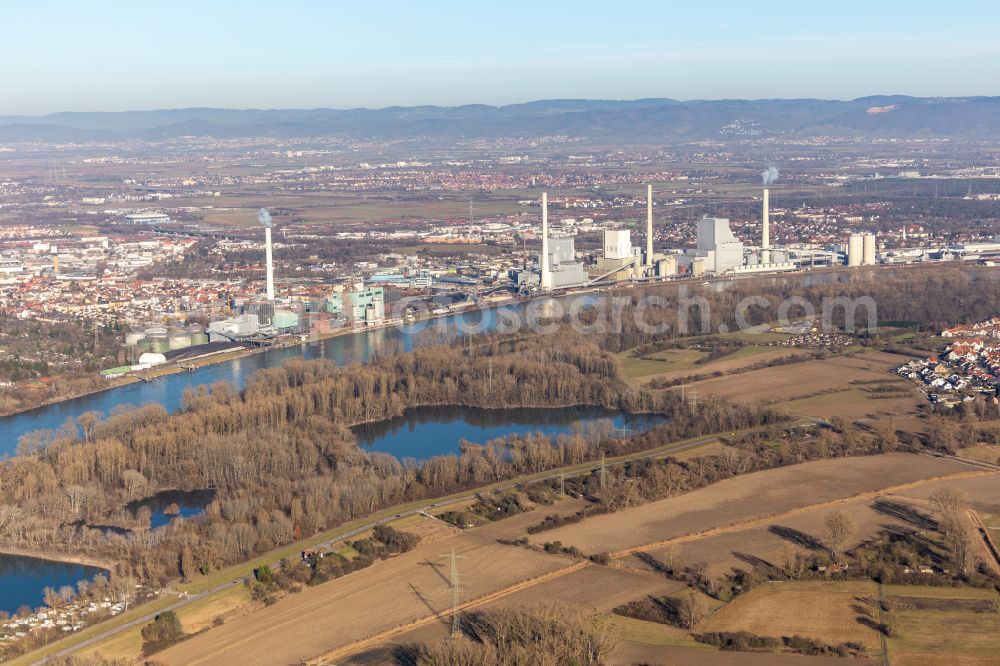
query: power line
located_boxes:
[688,386,699,413]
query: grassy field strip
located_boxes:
[24,427,766,664]
[883,584,998,599]
[605,469,996,559]
[306,560,593,664]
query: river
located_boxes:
[0,305,532,459]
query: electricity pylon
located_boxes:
[441,548,464,638]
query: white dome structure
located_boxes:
[137,352,166,366]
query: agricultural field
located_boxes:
[685,350,920,421]
[618,348,707,382]
[76,456,993,666]
[697,581,881,653]
[626,347,804,385]
[625,494,902,579]
[893,473,1000,516]
[155,534,572,666]
[697,580,883,651]
[344,565,717,665]
[194,194,524,226]
[956,444,1000,465]
[528,454,975,556]
[885,585,1000,666]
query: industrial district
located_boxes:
[0,163,996,384]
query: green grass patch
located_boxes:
[956,445,1000,465]
[889,609,1000,657]
[618,349,706,381]
[883,584,999,600]
[609,615,710,649]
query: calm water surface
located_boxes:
[0,554,105,616]
[353,405,665,461]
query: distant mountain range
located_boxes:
[2,96,999,143]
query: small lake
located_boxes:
[127,489,216,529]
[0,553,105,616]
[352,406,665,461]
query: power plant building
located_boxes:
[603,229,632,260]
[208,314,263,341]
[346,285,386,323]
[676,217,745,274]
[543,237,588,289]
[510,192,589,290]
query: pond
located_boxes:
[0,553,105,616]
[352,405,666,461]
[127,489,216,529]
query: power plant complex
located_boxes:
[514,171,880,293]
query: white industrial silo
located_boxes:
[847,234,863,267]
[862,233,876,265]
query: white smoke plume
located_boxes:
[258,208,272,228]
[762,166,779,185]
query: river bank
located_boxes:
[0,546,114,572]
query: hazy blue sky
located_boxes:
[2,0,998,114]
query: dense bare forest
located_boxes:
[0,328,779,586]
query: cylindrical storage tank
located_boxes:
[691,258,706,277]
[125,332,146,346]
[190,331,209,345]
[135,339,152,353]
[863,233,876,265]
[145,326,168,338]
[168,333,192,350]
[847,234,863,267]
[148,338,170,354]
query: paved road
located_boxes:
[35,433,720,664]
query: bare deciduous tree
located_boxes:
[824,510,855,561]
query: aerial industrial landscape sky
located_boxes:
[2,0,1000,113]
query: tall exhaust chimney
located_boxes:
[265,227,275,300]
[646,184,653,267]
[540,192,551,290]
[259,208,275,300]
[761,188,770,265]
